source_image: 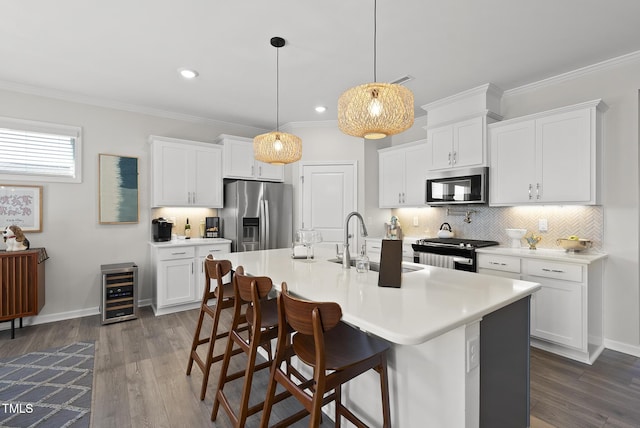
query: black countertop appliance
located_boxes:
[152,217,173,242]
[205,216,220,238]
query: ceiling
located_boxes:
[2,1,640,130]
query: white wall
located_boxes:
[0,89,266,323]
[3,54,639,356]
[500,57,640,354]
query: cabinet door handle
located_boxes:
[259,166,262,176]
[398,193,401,203]
[192,262,194,274]
[528,184,533,200]
[542,268,565,273]
[208,249,221,253]
[452,151,457,165]
[489,261,507,266]
[448,152,452,165]
[536,183,541,199]
[171,251,187,255]
[402,192,405,203]
[251,165,255,176]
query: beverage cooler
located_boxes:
[100,262,138,325]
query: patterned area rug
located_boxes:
[0,342,94,428]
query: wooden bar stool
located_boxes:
[212,267,298,427]
[186,257,246,400]
[261,283,392,428]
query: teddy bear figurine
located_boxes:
[2,225,30,251]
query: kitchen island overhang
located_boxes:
[222,246,540,428]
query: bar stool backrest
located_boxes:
[233,268,273,303]
[279,283,342,335]
[204,258,233,297]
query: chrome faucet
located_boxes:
[342,211,368,269]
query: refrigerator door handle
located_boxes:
[264,199,270,248]
[259,199,266,250]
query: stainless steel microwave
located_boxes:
[425,167,488,205]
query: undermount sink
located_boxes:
[327,258,424,273]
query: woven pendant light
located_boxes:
[254,37,302,165]
[337,0,414,139]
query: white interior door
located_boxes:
[300,162,357,244]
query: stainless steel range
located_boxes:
[412,238,499,272]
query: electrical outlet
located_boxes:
[538,219,548,232]
[413,216,419,227]
[466,336,480,372]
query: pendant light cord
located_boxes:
[373,0,377,82]
[276,44,280,132]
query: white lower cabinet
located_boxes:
[365,238,414,264]
[477,252,604,364]
[195,243,232,300]
[150,240,231,316]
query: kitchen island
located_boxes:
[223,246,540,428]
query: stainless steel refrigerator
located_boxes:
[220,181,293,252]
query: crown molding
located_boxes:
[0,79,268,132]
[504,49,640,97]
[420,83,504,112]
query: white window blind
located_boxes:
[0,117,82,183]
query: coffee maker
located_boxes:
[205,217,220,238]
[152,217,173,242]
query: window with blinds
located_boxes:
[0,116,82,183]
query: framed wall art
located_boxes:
[99,154,139,224]
[0,184,43,232]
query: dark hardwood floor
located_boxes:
[530,346,640,428]
[2,307,639,427]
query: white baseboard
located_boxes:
[0,306,100,331]
[138,298,152,307]
[603,338,640,358]
[0,298,153,332]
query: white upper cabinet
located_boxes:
[378,140,429,208]
[426,116,485,170]
[422,83,503,172]
[150,136,223,208]
[489,99,606,206]
[215,134,284,182]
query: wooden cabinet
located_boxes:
[0,248,47,338]
[216,134,284,181]
[489,100,606,206]
[150,135,223,208]
[426,116,485,170]
[477,251,604,364]
[378,140,428,208]
[150,241,231,316]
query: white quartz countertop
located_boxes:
[222,246,540,345]
[149,238,232,248]
[476,246,607,264]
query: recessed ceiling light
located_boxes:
[315,106,327,113]
[178,68,199,79]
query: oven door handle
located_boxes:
[453,257,473,265]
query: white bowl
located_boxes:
[506,228,527,238]
[505,229,527,247]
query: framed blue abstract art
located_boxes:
[99,154,139,224]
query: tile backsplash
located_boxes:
[392,205,603,251]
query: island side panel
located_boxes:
[479,296,531,428]
[341,323,480,428]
